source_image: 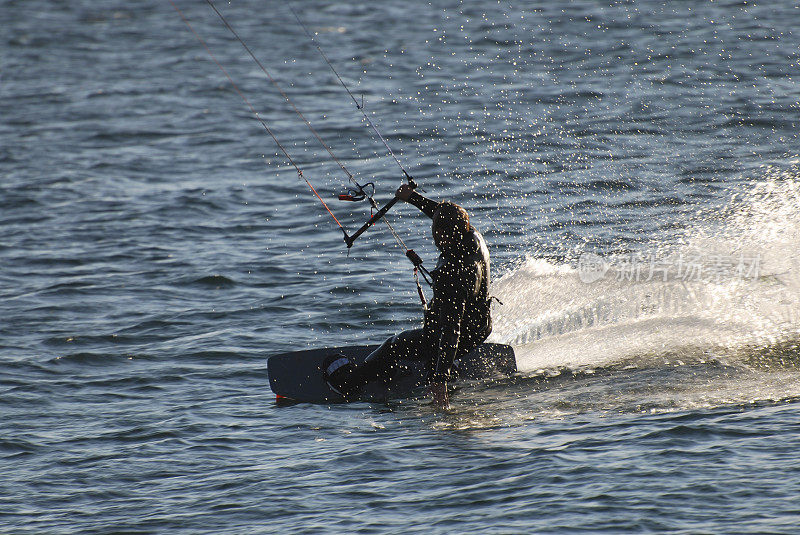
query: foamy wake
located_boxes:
[489,167,800,374]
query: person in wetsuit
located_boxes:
[323,184,493,406]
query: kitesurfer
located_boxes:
[323,184,493,407]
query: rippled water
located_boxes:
[3,0,800,532]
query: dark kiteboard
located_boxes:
[268,343,516,403]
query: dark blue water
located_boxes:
[3,0,800,532]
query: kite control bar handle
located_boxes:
[342,177,417,248]
[344,196,399,248]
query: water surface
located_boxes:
[3,0,800,532]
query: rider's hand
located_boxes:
[395,184,414,201]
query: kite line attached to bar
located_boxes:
[168,0,347,239]
[169,0,432,291]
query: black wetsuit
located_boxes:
[354,191,492,386]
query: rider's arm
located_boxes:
[407,191,439,219]
[396,185,439,219]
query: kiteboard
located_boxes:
[268,343,516,403]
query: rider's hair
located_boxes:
[433,202,470,246]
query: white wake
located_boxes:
[489,168,800,374]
